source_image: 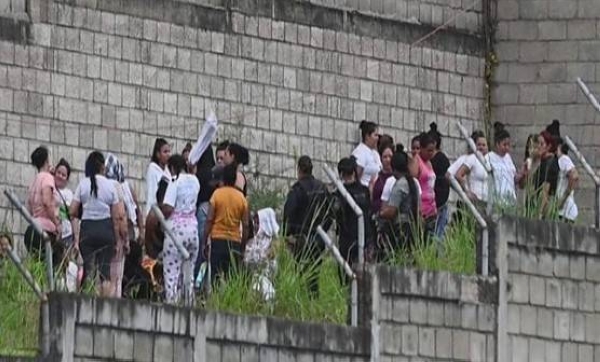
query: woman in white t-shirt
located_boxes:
[455,130,490,205]
[145,138,172,217]
[70,151,126,297]
[54,158,78,249]
[556,140,579,222]
[161,154,201,304]
[487,123,527,210]
[352,121,382,189]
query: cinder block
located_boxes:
[401,325,418,356]
[452,330,469,360]
[584,313,600,344]
[380,324,401,355]
[419,327,435,357]
[519,305,537,335]
[554,310,570,340]
[570,312,586,342]
[537,308,554,339]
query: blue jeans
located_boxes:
[435,204,449,240]
[194,202,209,278]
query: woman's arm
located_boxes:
[235,171,246,192]
[241,207,250,250]
[130,185,145,240]
[203,204,215,258]
[379,204,397,220]
[560,168,580,208]
[455,165,475,199]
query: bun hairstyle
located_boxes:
[558,137,570,155]
[546,119,561,138]
[395,143,405,153]
[493,122,510,144]
[428,122,442,149]
[31,146,49,171]
[226,142,250,166]
[359,120,378,142]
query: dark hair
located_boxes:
[197,146,216,170]
[85,151,105,198]
[182,142,193,154]
[297,155,313,175]
[493,122,510,145]
[395,143,405,153]
[359,120,378,142]
[151,138,169,164]
[222,164,237,186]
[226,142,249,166]
[31,146,49,171]
[337,157,357,178]
[378,134,394,151]
[559,137,569,155]
[168,154,188,180]
[378,143,395,157]
[56,158,71,178]
[391,151,419,219]
[546,120,561,138]
[418,132,436,149]
[428,122,442,149]
[216,140,230,153]
[471,130,486,144]
[411,135,420,146]
[524,134,538,160]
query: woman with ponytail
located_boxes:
[160,154,200,303]
[70,151,123,296]
[428,123,450,239]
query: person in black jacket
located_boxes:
[324,157,374,285]
[283,155,331,297]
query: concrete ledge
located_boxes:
[498,215,600,256]
[53,0,485,56]
[377,266,498,304]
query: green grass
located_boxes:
[385,211,477,275]
[0,257,44,356]
[205,243,348,324]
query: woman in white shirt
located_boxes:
[145,138,172,217]
[161,154,201,304]
[455,130,490,206]
[70,151,126,297]
[54,158,79,249]
[556,140,579,222]
[487,123,527,210]
[352,121,382,189]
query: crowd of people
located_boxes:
[21,114,580,303]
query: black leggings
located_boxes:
[80,219,116,282]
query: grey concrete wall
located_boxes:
[376,266,497,361]
[494,216,600,361]
[0,0,486,239]
[42,293,371,362]
[493,0,600,224]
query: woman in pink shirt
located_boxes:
[25,146,63,266]
[415,133,438,237]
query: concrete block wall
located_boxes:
[0,0,25,14]
[493,0,600,224]
[43,293,371,362]
[495,216,600,361]
[376,266,497,361]
[0,0,486,241]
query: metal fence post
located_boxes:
[322,165,365,266]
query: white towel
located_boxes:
[188,110,218,166]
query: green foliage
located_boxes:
[205,243,348,324]
[0,257,44,356]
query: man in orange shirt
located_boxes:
[203,164,250,284]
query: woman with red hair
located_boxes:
[529,121,561,218]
